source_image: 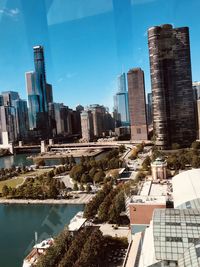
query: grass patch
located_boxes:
[0,177,25,193]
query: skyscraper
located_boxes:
[33,45,48,113]
[26,46,51,135]
[113,73,130,126]
[127,68,148,141]
[13,99,29,139]
[80,110,94,141]
[148,24,196,149]
[147,92,152,125]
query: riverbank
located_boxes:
[0,193,94,205]
[33,148,103,160]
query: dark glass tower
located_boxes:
[148,24,196,149]
[33,45,48,113]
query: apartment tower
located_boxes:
[148,24,196,149]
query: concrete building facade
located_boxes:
[148,24,196,149]
[127,68,148,141]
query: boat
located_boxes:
[22,236,54,267]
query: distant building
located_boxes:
[2,91,19,106]
[0,106,17,144]
[127,68,148,141]
[13,99,29,140]
[80,110,94,141]
[26,46,52,136]
[148,24,196,149]
[113,73,130,126]
[147,92,152,125]
[193,81,200,100]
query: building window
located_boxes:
[137,128,141,134]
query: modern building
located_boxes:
[148,24,196,149]
[13,99,29,140]
[26,46,52,135]
[172,168,200,209]
[147,92,152,125]
[193,81,200,100]
[127,68,148,141]
[114,73,130,127]
[80,110,94,141]
[0,106,17,144]
[151,157,167,180]
[2,91,19,106]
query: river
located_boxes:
[0,204,84,267]
[0,151,110,266]
[0,153,90,267]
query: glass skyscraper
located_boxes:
[26,46,52,134]
[114,73,130,126]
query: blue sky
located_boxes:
[0,0,200,111]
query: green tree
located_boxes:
[86,184,92,193]
[142,156,151,171]
[2,185,9,197]
[94,170,105,183]
[73,183,79,191]
[80,183,85,191]
[34,158,45,167]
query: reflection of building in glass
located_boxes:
[148,24,196,149]
[127,68,148,141]
[113,73,130,127]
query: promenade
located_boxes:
[0,193,94,205]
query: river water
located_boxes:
[0,204,84,267]
[0,153,89,267]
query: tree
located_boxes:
[142,156,151,170]
[94,170,105,183]
[171,143,180,150]
[81,173,91,184]
[86,184,92,193]
[191,141,200,150]
[2,185,9,197]
[34,158,45,167]
[73,183,79,191]
[129,148,138,160]
[191,155,200,168]
[119,145,126,153]
[80,183,85,191]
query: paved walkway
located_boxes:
[0,193,94,204]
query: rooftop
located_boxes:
[129,195,166,205]
[172,169,200,209]
[68,211,87,232]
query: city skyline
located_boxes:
[0,0,200,110]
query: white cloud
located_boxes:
[0,8,20,18]
[58,72,77,83]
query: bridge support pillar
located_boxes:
[19,141,23,147]
[41,141,47,153]
[49,139,54,145]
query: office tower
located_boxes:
[26,46,52,135]
[48,103,72,136]
[13,99,29,140]
[2,91,19,106]
[148,24,196,149]
[46,83,53,104]
[0,106,17,144]
[88,104,106,137]
[114,73,130,126]
[147,92,152,125]
[33,45,48,113]
[80,110,94,141]
[193,81,200,100]
[127,68,148,141]
[25,71,39,130]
